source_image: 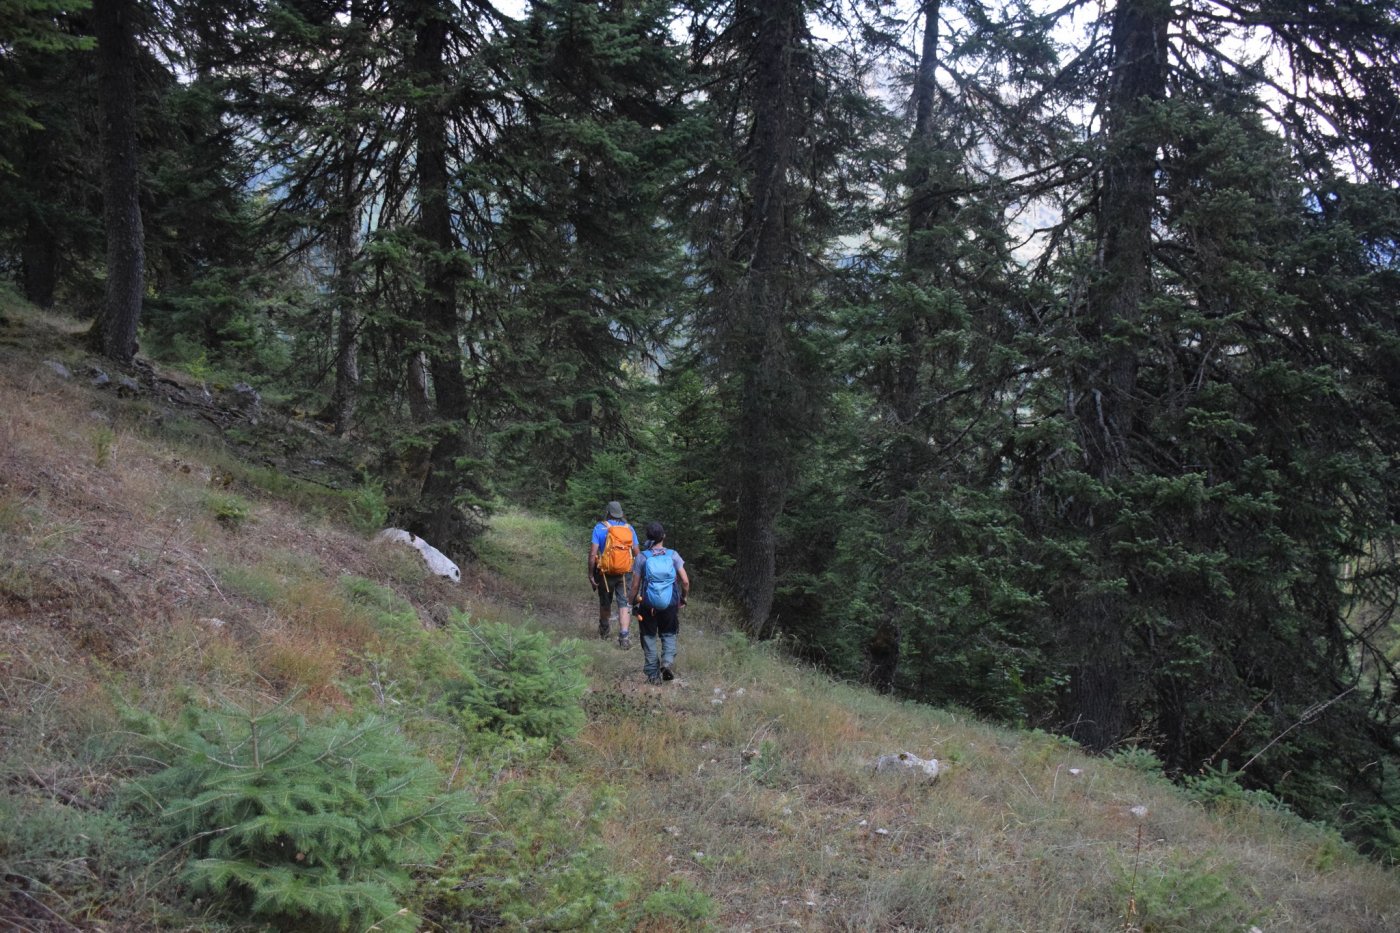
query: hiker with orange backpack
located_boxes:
[589,501,640,648]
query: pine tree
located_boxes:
[0,2,98,307]
[128,700,471,931]
[988,0,1400,846]
[779,0,1058,702]
[0,1,90,161]
[401,0,481,548]
[90,0,146,362]
[685,0,872,635]
[475,0,692,499]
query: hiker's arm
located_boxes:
[678,565,690,605]
[587,542,599,588]
[629,572,641,605]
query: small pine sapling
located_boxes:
[124,697,472,931]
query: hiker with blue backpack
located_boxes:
[589,501,640,649]
[630,521,690,685]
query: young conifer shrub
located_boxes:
[343,475,388,534]
[124,698,472,932]
[441,614,587,750]
[419,779,623,928]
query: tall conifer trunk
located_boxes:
[731,0,808,635]
[329,192,361,436]
[906,0,943,266]
[1063,0,1168,751]
[329,1,366,438]
[409,0,473,547]
[91,0,145,363]
[896,0,944,431]
[864,1,947,692]
[22,210,58,308]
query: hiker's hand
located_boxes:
[680,596,687,608]
[589,577,598,591]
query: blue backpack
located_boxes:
[641,548,677,609]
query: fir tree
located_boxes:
[89,0,146,362]
[991,0,1400,847]
[685,0,874,635]
[127,700,471,931]
[477,0,692,499]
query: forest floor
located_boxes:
[2,294,1399,930]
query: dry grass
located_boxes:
[2,300,1398,931]
[548,585,1400,931]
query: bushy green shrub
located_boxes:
[419,779,623,929]
[203,490,252,530]
[1109,746,1167,777]
[124,698,472,932]
[1184,762,1289,813]
[342,476,388,534]
[440,615,587,751]
[1344,802,1400,865]
[1121,854,1258,932]
[747,739,784,787]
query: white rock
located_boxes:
[1130,805,1149,819]
[873,751,942,779]
[375,528,460,583]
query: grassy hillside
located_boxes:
[2,295,1398,930]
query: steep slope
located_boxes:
[2,297,1398,930]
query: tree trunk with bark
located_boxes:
[409,0,473,548]
[1062,0,1168,751]
[22,210,58,308]
[730,0,808,636]
[329,149,361,436]
[91,0,145,363]
[328,1,366,437]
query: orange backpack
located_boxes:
[597,522,635,576]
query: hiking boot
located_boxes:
[618,631,632,650]
[660,662,674,682]
[598,620,610,640]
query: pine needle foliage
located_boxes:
[125,697,472,932]
[419,778,623,929]
[441,614,588,751]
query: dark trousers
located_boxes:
[637,601,679,679]
[637,600,678,637]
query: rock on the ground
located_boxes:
[873,751,942,780]
[375,528,461,583]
